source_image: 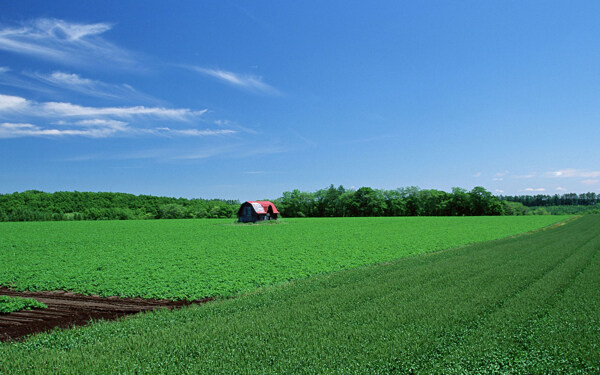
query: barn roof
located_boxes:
[244,201,279,214]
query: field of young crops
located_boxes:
[1,215,597,373]
[0,216,567,300]
[0,296,46,314]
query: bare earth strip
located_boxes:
[0,287,213,342]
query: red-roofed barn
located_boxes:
[237,201,279,223]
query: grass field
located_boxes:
[0,216,568,300]
[0,215,597,373]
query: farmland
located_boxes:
[0,296,46,314]
[0,215,598,373]
[0,216,567,300]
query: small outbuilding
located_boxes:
[237,201,279,223]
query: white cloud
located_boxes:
[524,188,546,192]
[545,169,600,178]
[0,120,236,139]
[0,18,134,67]
[0,94,27,110]
[0,94,235,139]
[0,69,59,95]
[74,119,128,127]
[513,173,536,179]
[0,66,9,73]
[0,122,120,138]
[495,189,504,193]
[556,187,568,191]
[581,179,599,185]
[152,127,236,136]
[46,71,92,86]
[41,101,206,119]
[192,67,280,95]
[495,171,509,177]
[0,94,205,120]
[24,71,157,101]
[492,177,503,181]
[472,172,482,177]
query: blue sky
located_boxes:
[1,1,599,200]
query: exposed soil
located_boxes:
[0,287,213,342]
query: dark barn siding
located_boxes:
[237,201,279,223]
[238,202,258,222]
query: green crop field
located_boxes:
[0,216,567,300]
[0,215,598,373]
[0,296,47,314]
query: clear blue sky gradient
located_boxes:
[1,1,599,200]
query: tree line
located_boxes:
[499,192,599,206]
[273,185,505,217]
[1,187,598,222]
[0,191,237,222]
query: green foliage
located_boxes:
[0,295,47,314]
[2,187,591,222]
[500,192,600,206]
[0,216,567,300]
[0,216,597,373]
[531,204,600,215]
[275,185,508,217]
[503,201,530,215]
[0,191,238,222]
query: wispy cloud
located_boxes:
[0,120,236,139]
[556,187,568,191]
[581,179,599,185]
[152,127,235,137]
[0,122,121,138]
[0,93,234,139]
[512,173,536,179]
[545,169,600,178]
[41,101,206,119]
[24,71,158,102]
[524,187,546,192]
[191,67,280,95]
[172,144,285,161]
[0,93,205,120]
[0,18,134,68]
[0,68,58,95]
[472,172,482,178]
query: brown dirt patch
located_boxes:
[0,287,213,342]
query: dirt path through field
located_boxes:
[0,287,213,342]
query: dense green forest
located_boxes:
[273,186,506,217]
[499,192,600,206]
[0,191,238,221]
[0,187,598,222]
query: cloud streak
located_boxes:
[545,169,600,178]
[24,71,158,102]
[0,122,121,138]
[581,179,599,185]
[0,121,236,139]
[0,94,235,139]
[0,93,205,120]
[0,19,134,68]
[191,67,280,95]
